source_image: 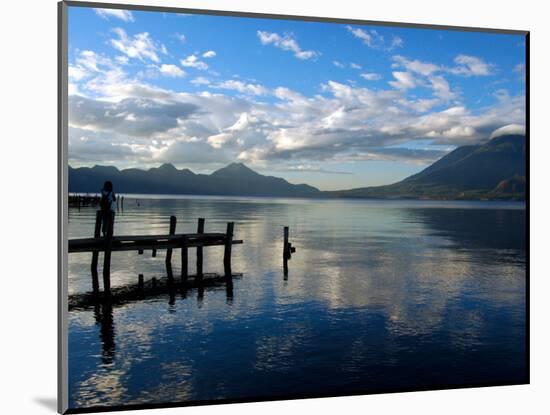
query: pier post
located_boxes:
[102,211,114,296]
[152,277,157,290]
[138,274,144,292]
[91,210,101,295]
[196,218,205,278]
[165,216,177,266]
[283,226,290,260]
[121,196,124,211]
[224,222,234,279]
[181,236,188,283]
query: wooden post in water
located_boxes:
[283,226,290,259]
[165,216,177,266]
[138,274,144,292]
[152,277,157,289]
[102,211,114,296]
[181,236,189,283]
[224,222,234,279]
[196,218,205,278]
[121,196,124,211]
[152,249,157,257]
[91,210,102,295]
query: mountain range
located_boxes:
[68,134,526,201]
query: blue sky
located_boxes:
[67,6,526,190]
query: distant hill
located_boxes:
[68,162,322,198]
[69,134,526,201]
[328,134,526,200]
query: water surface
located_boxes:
[68,196,527,409]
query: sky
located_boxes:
[67,6,526,190]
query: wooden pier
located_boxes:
[68,212,243,297]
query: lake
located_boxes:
[67,196,527,409]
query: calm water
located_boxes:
[68,196,527,409]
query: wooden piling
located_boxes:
[102,211,114,296]
[91,210,101,295]
[165,215,177,267]
[283,226,290,260]
[196,218,205,278]
[224,222,234,279]
[181,236,188,283]
[138,274,144,291]
[152,249,157,257]
[121,196,124,211]
[152,277,157,289]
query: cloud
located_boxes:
[213,80,268,96]
[449,54,494,76]
[174,33,186,44]
[514,63,526,81]
[94,8,134,22]
[202,50,216,58]
[350,63,362,70]
[392,55,440,76]
[390,36,404,49]
[489,123,525,139]
[333,61,345,68]
[257,31,318,60]
[391,55,455,101]
[180,54,208,70]
[110,28,167,63]
[190,77,210,85]
[69,95,199,137]
[275,164,353,175]
[159,64,186,77]
[389,72,416,90]
[360,72,381,81]
[68,45,524,171]
[346,26,402,50]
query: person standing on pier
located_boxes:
[100,181,117,236]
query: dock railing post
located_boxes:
[181,236,188,284]
[91,210,102,295]
[283,226,290,278]
[196,218,205,278]
[224,222,234,279]
[165,216,177,267]
[102,211,114,296]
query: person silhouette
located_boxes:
[100,181,117,236]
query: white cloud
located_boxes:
[69,65,88,81]
[346,26,402,50]
[257,31,317,60]
[449,54,494,76]
[391,36,404,49]
[360,72,381,81]
[180,55,208,70]
[333,61,345,68]
[350,63,362,70]
[175,33,186,44]
[514,63,526,81]
[159,64,186,77]
[68,44,525,171]
[94,8,134,22]
[392,55,440,76]
[214,80,268,96]
[110,28,167,63]
[489,123,525,139]
[389,72,416,90]
[202,50,216,58]
[190,77,210,85]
